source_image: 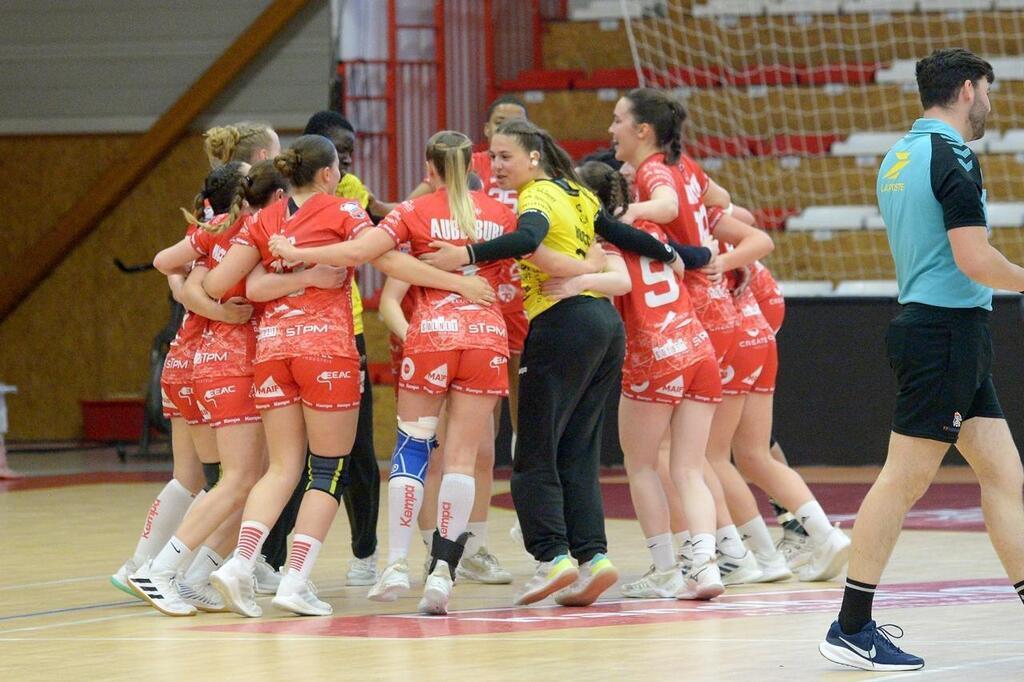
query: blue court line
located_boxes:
[0,600,136,623]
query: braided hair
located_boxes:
[180,161,246,233]
[623,88,688,165]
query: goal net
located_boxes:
[621,0,1024,285]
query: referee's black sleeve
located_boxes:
[468,210,550,263]
[594,211,677,263]
[930,135,987,231]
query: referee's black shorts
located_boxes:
[887,303,1003,444]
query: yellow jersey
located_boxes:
[516,177,603,319]
[337,173,371,336]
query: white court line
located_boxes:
[0,612,148,635]
[0,575,109,592]
[872,654,1024,680]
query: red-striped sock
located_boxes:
[287,534,322,581]
[236,521,270,567]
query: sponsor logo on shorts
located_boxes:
[255,376,285,399]
[629,380,650,393]
[741,367,763,385]
[177,386,194,405]
[203,385,236,406]
[653,338,689,361]
[721,365,736,385]
[160,388,173,408]
[655,375,685,398]
[420,316,459,333]
[490,355,508,369]
[425,364,449,388]
[197,400,212,422]
[401,357,415,382]
[316,370,352,391]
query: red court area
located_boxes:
[493,481,985,532]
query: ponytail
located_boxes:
[274,135,337,189]
[180,161,246,233]
[425,130,477,241]
[578,161,631,217]
[624,88,687,165]
[495,119,581,184]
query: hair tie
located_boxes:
[244,175,254,187]
[202,198,214,221]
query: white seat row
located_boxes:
[692,0,1009,16]
[569,0,662,20]
[877,57,1024,84]
[786,203,1024,231]
[777,280,1021,298]
[831,131,997,157]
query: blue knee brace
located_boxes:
[389,429,432,485]
[306,453,348,503]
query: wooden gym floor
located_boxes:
[1,450,1021,681]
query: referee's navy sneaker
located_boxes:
[819,619,924,671]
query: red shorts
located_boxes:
[399,349,509,397]
[503,308,528,355]
[752,337,778,394]
[622,355,722,405]
[758,295,785,334]
[194,377,261,428]
[707,325,738,365]
[160,380,205,425]
[389,334,404,397]
[254,356,362,412]
[721,334,771,396]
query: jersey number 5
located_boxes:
[640,257,680,307]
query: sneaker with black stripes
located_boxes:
[128,561,197,617]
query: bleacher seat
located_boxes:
[778,280,834,296]
[765,0,843,15]
[786,205,875,231]
[923,0,995,10]
[995,0,1024,8]
[833,280,899,297]
[840,0,916,11]
[986,202,1024,228]
[692,1,767,17]
[831,132,903,157]
[879,57,1024,84]
[568,0,662,20]
[987,129,1024,153]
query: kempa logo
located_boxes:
[399,483,418,528]
[425,364,449,387]
[316,370,352,391]
[439,501,453,537]
[883,150,910,180]
[255,376,285,398]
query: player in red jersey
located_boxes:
[268,131,514,614]
[129,162,272,616]
[568,161,726,600]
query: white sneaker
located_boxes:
[128,561,197,617]
[367,559,411,602]
[515,555,579,606]
[210,557,262,618]
[456,547,513,584]
[253,555,282,595]
[799,525,851,582]
[346,552,378,586]
[272,571,332,616]
[717,549,764,585]
[753,549,794,582]
[777,528,811,569]
[177,578,226,612]
[111,558,141,599]
[676,557,724,600]
[621,565,685,599]
[554,553,618,607]
[419,560,454,615]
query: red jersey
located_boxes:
[750,260,782,306]
[232,194,373,363]
[162,223,211,384]
[379,189,516,356]
[634,153,737,332]
[189,217,258,379]
[611,222,716,380]
[470,151,525,319]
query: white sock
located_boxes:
[236,521,270,568]
[690,533,716,565]
[388,477,424,563]
[738,516,776,556]
[646,533,675,572]
[183,545,223,584]
[420,528,433,547]
[673,530,691,560]
[130,479,195,566]
[436,473,474,540]
[287,534,322,581]
[795,500,834,543]
[464,521,487,556]
[150,535,194,574]
[716,525,746,558]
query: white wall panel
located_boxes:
[0,0,332,134]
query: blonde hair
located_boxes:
[180,162,246,233]
[426,130,476,240]
[203,121,276,167]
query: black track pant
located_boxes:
[264,334,380,569]
[510,296,625,564]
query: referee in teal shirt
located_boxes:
[819,49,1024,672]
